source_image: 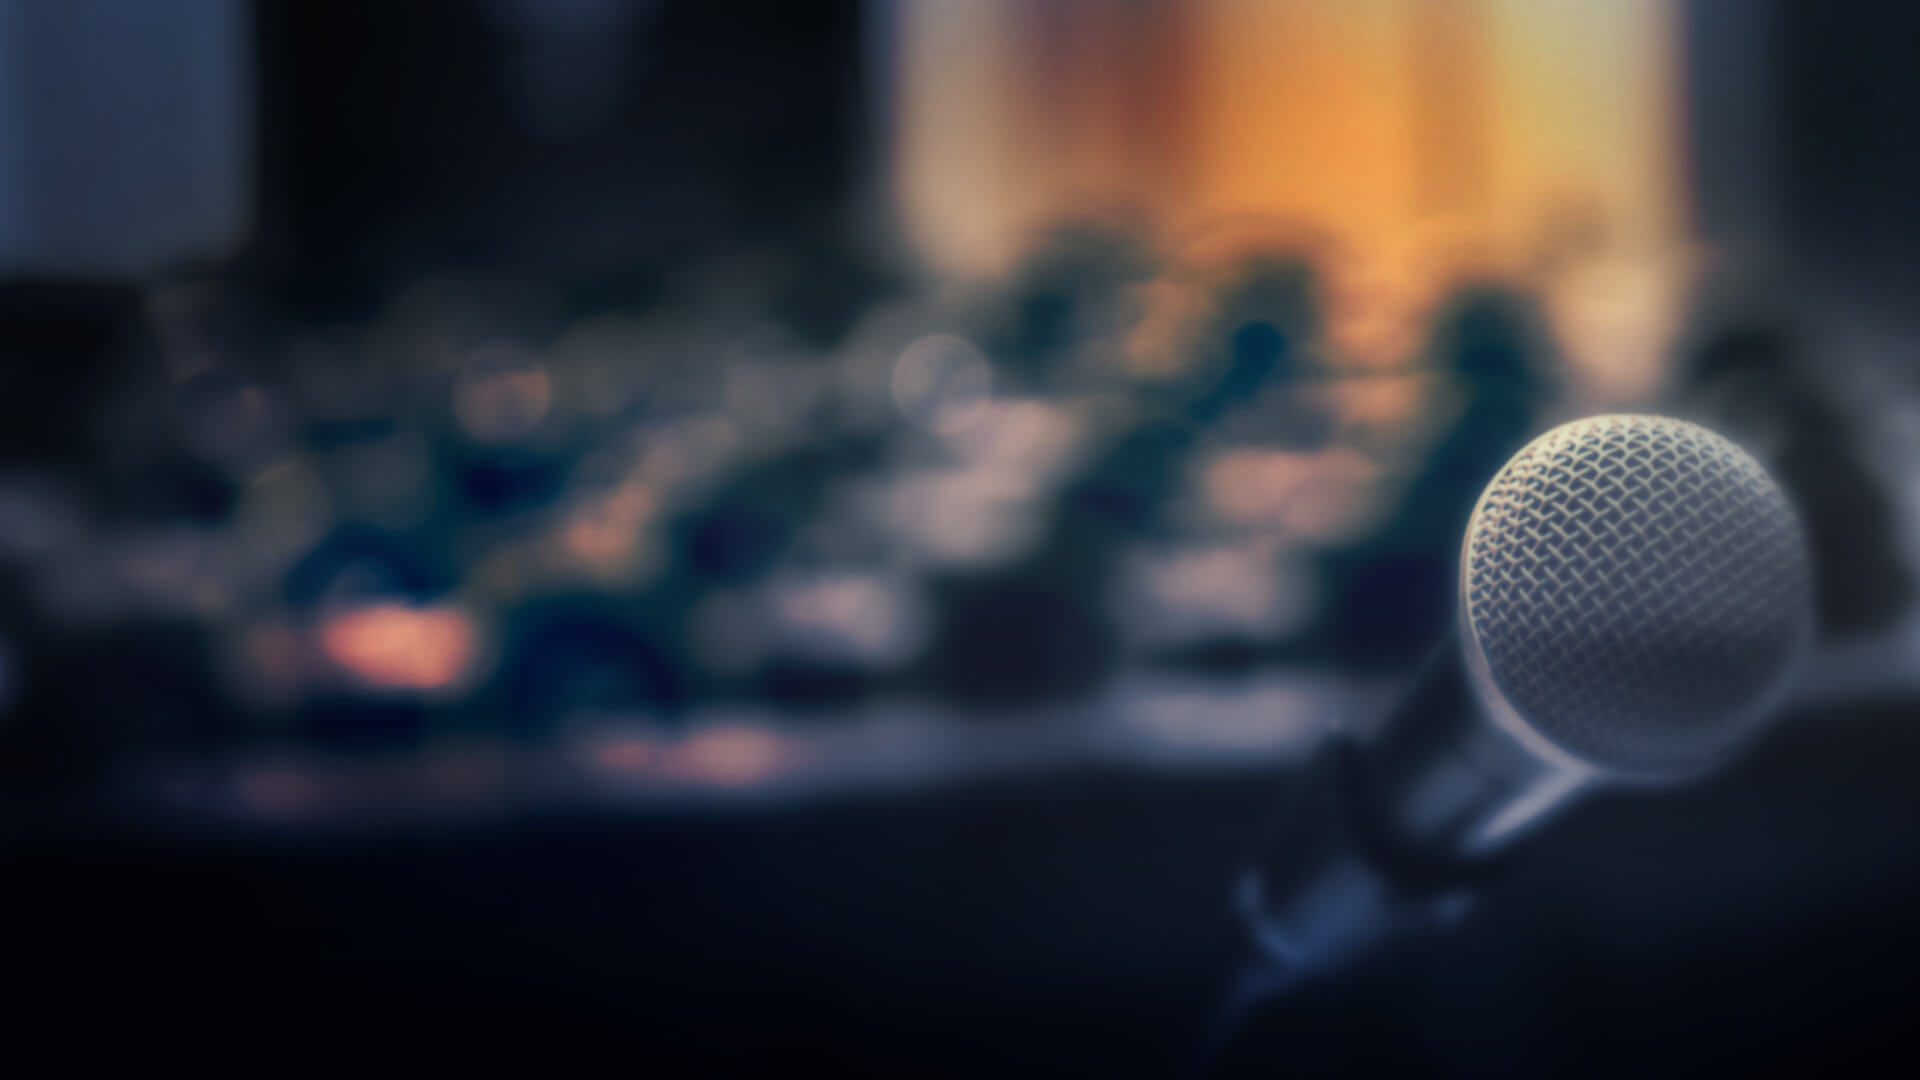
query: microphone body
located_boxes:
[1236,413,1814,977]
[1237,649,1528,979]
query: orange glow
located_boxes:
[891,0,1686,399]
[1203,446,1386,544]
[1318,372,1437,451]
[320,603,479,691]
[591,733,661,774]
[575,724,813,791]
[560,475,658,573]
[662,725,806,788]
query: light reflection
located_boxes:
[1114,676,1330,757]
[1319,372,1434,442]
[1120,538,1316,649]
[766,571,925,665]
[663,723,810,788]
[319,603,481,692]
[582,720,812,790]
[942,397,1082,470]
[184,679,1367,821]
[1543,255,1683,408]
[834,301,953,421]
[588,730,661,774]
[867,397,1086,568]
[453,344,553,444]
[872,466,1042,568]
[1201,446,1387,545]
[557,474,660,581]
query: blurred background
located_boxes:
[3,1,1919,1074]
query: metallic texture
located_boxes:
[1462,414,1812,779]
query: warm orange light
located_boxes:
[320,603,479,691]
[561,477,657,572]
[1202,446,1385,544]
[663,725,805,788]
[591,733,661,774]
[889,0,1687,403]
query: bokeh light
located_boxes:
[4,3,1904,828]
[319,603,482,693]
[454,344,554,444]
[892,333,994,434]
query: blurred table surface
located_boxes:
[7,691,1919,1077]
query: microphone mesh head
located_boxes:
[1462,414,1812,779]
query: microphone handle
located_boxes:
[1184,736,1477,1077]
[1361,635,1594,863]
[1241,736,1494,980]
[1190,651,1533,1074]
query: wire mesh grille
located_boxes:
[1464,415,1811,777]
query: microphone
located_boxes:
[1231,413,1814,992]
